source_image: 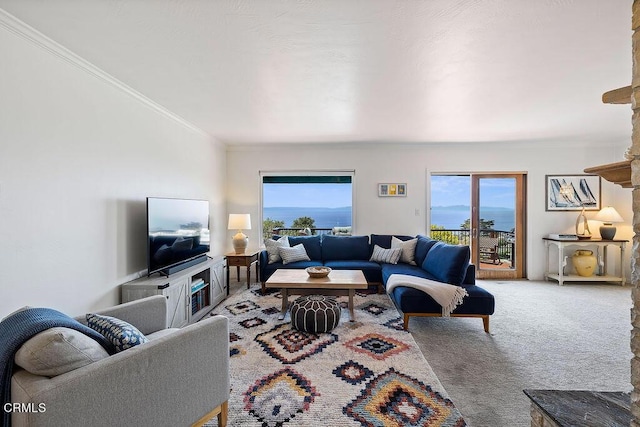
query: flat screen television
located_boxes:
[147,197,210,275]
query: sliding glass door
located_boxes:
[431,173,526,279]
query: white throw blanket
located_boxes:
[386,274,468,317]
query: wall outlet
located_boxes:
[415,208,420,216]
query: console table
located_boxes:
[543,237,627,286]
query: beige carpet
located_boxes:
[207,288,466,426]
[409,280,633,427]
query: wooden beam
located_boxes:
[602,85,632,104]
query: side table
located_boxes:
[225,250,260,295]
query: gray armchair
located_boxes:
[10,295,229,427]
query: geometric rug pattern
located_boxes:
[208,287,466,426]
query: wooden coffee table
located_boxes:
[265,269,368,321]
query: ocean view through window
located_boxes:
[430,175,515,232]
[261,173,353,240]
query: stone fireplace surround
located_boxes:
[631,2,640,425]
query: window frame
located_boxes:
[259,170,356,244]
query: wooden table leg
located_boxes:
[226,262,230,296]
[255,261,259,290]
[246,264,251,289]
[278,289,288,320]
[349,289,355,322]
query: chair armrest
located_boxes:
[76,295,168,335]
[12,315,230,427]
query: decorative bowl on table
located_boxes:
[306,266,331,278]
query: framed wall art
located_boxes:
[378,183,406,197]
[545,174,601,211]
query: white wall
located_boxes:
[0,19,226,317]
[227,139,633,281]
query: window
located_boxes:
[261,172,354,241]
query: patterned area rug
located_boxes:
[207,287,466,427]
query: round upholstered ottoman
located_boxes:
[290,295,341,333]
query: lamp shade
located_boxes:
[228,214,251,230]
[594,207,624,225]
[594,206,623,240]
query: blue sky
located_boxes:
[263,177,514,209]
[263,183,352,208]
[431,175,515,209]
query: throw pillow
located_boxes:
[15,327,109,377]
[279,244,311,264]
[421,242,470,285]
[369,245,402,264]
[265,236,290,264]
[86,313,149,353]
[391,236,418,265]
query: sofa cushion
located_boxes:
[14,327,110,377]
[370,234,414,250]
[370,245,402,264]
[391,236,418,265]
[86,313,149,353]
[414,235,439,266]
[323,260,383,284]
[421,242,470,285]
[322,235,370,261]
[265,236,290,264]
[381,263,435,283]
[279,244,311,264]
[288,235,322,261]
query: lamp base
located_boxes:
[599,225,617,240]
[232,232,248,254]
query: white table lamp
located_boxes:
[228,214,251,254]
[594,206,624,240]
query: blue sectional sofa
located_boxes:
[259,234,495,332]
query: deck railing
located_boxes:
[272,227,334,237]
[430,228,515,265]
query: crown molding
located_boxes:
[0,8,210,138]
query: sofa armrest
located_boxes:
[11,315,230,427]
[75,295,168,335]
[259,250,269,281]
[463,263,476,285]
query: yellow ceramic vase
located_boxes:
[572,250,597,277]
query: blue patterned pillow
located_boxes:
[86,313,149,352]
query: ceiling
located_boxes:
[0,0,633,146]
